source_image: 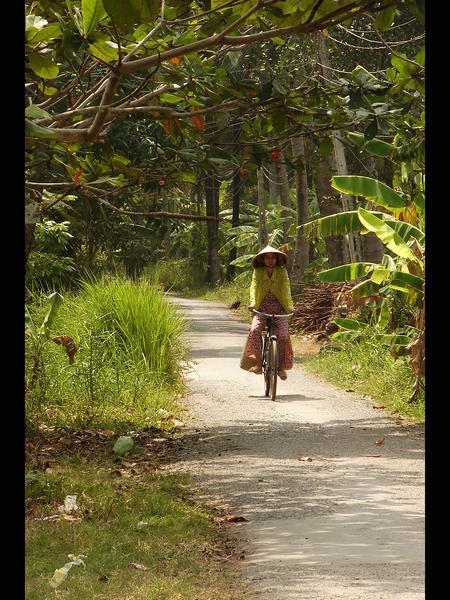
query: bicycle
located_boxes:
[251,309,294,401]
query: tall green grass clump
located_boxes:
[80,276,187,382]
[25,276,189,430]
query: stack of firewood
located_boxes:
[291,283,354,338]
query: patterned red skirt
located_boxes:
[245,292,293,370]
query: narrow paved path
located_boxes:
[168,297,425,599]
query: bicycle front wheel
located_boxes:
[268,338,278,401]
[264,340,271,397]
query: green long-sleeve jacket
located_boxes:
[249,266,294,314]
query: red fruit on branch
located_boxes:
[270,149,280,162]
[72,168,83,184]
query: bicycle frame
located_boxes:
[251,309,293,400]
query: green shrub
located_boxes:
[26,220,76,291]
[148,258,205,292]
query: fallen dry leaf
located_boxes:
[375,437,385,446]
[372,405,386,409]
[52,335,77,364]
[365,454,382,458]
[297,456,313,462]
[226,515,248,523]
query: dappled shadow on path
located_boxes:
[168,415,424,599]
[170,416,424,521]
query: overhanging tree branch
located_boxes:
[26,0,400,144]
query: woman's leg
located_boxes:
[273,318,294,371]
[245,314,267,368]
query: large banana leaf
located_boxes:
[269,228,284,247]
[229,254,254,267]
[300,211,424,246]
[332,330,362,342]
[227,225,257,235]
[219,237,239,253]
[348,132,394,157]
[370,267,393,285]
[39,292,64,339]
[334,318,369,330]
[357,208,420,263]
[331,176,404,211]
[382,218,424,246]
[390,272,424,293]
[300,211,363,239]
[374,334,413,345]
[351,279,381,299]
[235,232,258,248]
[318,262,378,283]
[377,301,390,329]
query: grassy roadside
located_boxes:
[25,277,246,599]
[25,427,244,599]
[292,334,425,423]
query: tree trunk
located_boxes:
[277,155,292,243]
[316,30,363,264]
[290,135,310,281]
[267,162,279,205]
[313,156,344,268]
[332,133,364,263]
[205,172,221,285]
[162,186,170,259]
[227,168,241,280]
[257,168,269,249]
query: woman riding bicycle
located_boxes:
[245,245,294,380]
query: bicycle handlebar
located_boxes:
[252,309,294,319]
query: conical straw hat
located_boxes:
[251,245,288,268]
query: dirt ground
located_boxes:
[168,296,425,599]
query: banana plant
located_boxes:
[220,202,296,268]
[25,292,77,393]
[299,175,424,401]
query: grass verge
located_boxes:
[293,331,425,423]
[25,277,246,598]
[25,428,244,599]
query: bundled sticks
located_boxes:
[291,283,354,336]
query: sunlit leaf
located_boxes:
[82,0,107,36]
[28,52,59,79]
[331,176,404,211]
[318,262,377,283]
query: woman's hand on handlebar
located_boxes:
[248,305,256,313]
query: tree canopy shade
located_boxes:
[25,1,424,282]
[26,0,408,145]
[26,0,424,210]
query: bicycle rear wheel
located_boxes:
[268,338,278,401]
